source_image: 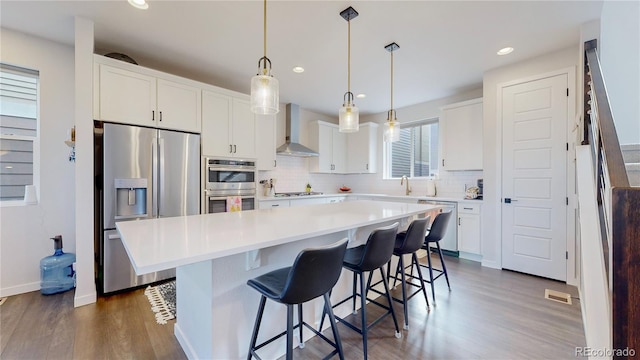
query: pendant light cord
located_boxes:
[347,18,351,97]
[390,49,394,112]
[263,0,267,59]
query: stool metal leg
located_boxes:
[298,303,305,348]
[359,271,369,360]
[352,272,358,314]
[398,255,409,330]
[286,305,294,360]
[248,295,267,360]
[412,253,430,310]
[323,292,345,360]
[379,267,402,338]
[426,248,437,305]
[436,242,451,290]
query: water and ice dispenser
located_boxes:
[114,178,148,219]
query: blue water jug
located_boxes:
[40,235,76,295]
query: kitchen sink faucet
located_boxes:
[401,175,412,195]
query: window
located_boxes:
[0,64,39,201]
[385,118,439,179]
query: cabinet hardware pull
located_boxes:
[159,111,162,121]
[229,144,233,153]
[366,163,368,170]
[463,207,473,210]
[274,160,277,167]
[233,145,237,153]
[459,218,461,226]
[152,110,155,121]
[272,204,279,207]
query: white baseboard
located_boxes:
[74,291,97,307]
[0,281,40,298]
[459,252,482,262]
[481,259,501,269]
[175,323,198,360]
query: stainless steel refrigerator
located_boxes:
[94,122,200,294]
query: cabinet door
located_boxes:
[458,213,481,254]
[441,99,483,170]
[347,123,377,173]
[231,98,256,159]
[316,124,334,173]
[202,90,232,157]
[157,79,201,133]
[99,65,156,127]
[332,128,347,173]
[256,114,277,170]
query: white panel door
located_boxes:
[501,73,567,281]
[332,128,347,173]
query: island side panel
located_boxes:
[174,260,214,360]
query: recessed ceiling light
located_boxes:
[356,93,366,99]
[497,47,514,56]
[128,0,149,10]
[292,66,304,73]
[5,166,13,169]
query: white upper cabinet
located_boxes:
[309,121,347,173]
[94,56,201,133]
[202,90,256,159]
[255,113,277,170]
[440,98,483,170]
[97,64,156,127]
[347,122,378,173]
[156,79,201,133]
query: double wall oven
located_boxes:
[203,158,256,213]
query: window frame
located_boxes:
[0,63,40,206]
[383,117,439,180]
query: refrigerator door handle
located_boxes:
[151,137,158,217]
[158,137,166,216]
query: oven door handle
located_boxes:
[207,166,256,172]
[207,195,255,200]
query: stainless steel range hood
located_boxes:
[276,103,319,157]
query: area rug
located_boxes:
[144,280,176,324]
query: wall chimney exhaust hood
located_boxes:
[276,103,319,157]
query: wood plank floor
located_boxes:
[1,255,585,359]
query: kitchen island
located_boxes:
[117,200,437,359]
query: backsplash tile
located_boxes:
[259,156,482,199]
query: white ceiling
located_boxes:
[1,0,603,116]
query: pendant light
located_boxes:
[384,42,400,142]
[338,7,359,133]
[250,0,279,115]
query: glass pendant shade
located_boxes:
[339,103,359,132]
[250,73,279,115]
[384,119,400,142]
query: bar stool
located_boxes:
[319,222,401,360]
[420,211,453,305]
[247,238,349,360]
[383,216,432,330]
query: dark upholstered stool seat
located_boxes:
[247,239,348,360]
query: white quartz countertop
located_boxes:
[116,200,438,275]
[257,192,483,204]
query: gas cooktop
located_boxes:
[274,192,324,197]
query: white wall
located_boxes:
[481,47,579,270]
[0,29,76,297]
[599,1,640,145]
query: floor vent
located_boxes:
[544,289,572,305]
[0,297,6,306]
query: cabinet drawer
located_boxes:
[258,200,290,209]
[458,203,481,214]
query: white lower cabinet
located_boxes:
[457,203,481,257]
